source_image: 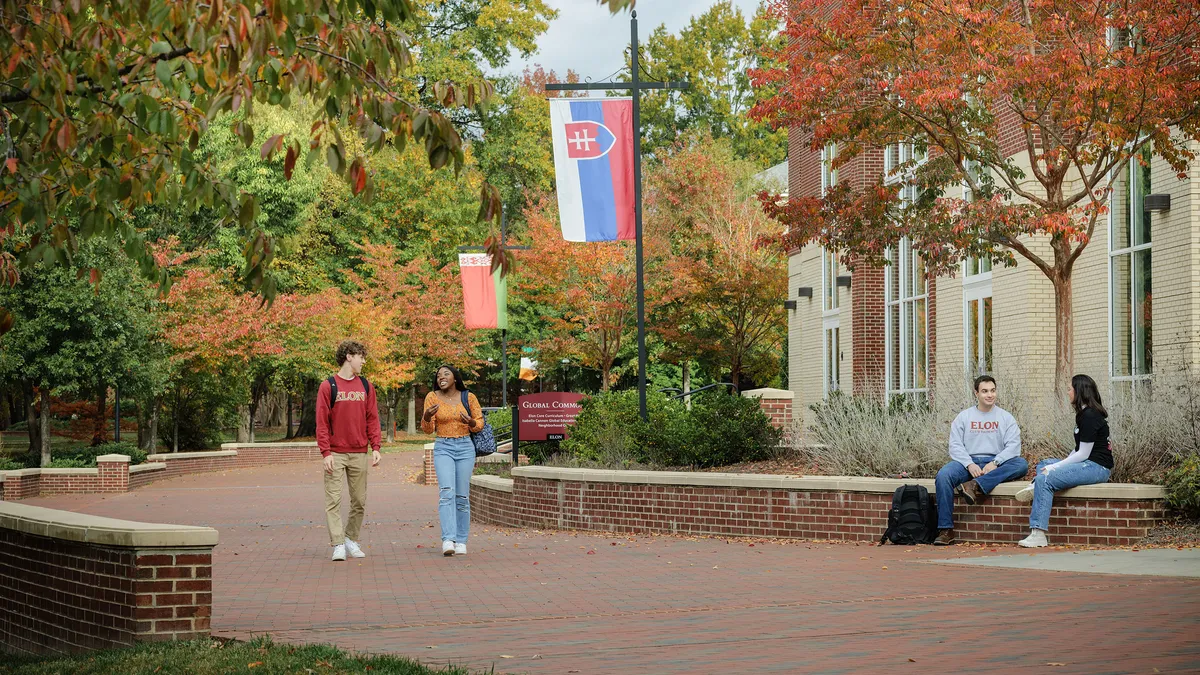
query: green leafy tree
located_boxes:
[0,241,163,464]
[627,1,786,167]
[0,0,501,326]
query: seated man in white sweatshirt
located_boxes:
[932,375,1029,545]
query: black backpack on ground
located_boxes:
[327,376,370,411]
[879,484,937,545]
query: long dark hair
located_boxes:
[1071,374,1107,417]
[432,365,468,393]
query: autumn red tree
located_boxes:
[518,194,647,391]
[647,137,787,389]
[751,0,1200,397]
[348,242,481,438]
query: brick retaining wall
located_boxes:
[0,501,218,655]
[0,444,321,501]
[471,468,1166,546]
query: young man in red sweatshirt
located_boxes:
[317,340,382,561]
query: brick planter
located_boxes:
[470,467,1166,547]
[0,501,218,655]
[741,388,794,428]
[1,443,322,501]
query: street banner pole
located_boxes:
[546,10,688,421]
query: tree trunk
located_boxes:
[237,404,251,443]
[407,384,417,435]
[1052,272,1073,403]
[24,382,39,454]
[286,392,294,439]
[296,378,318,437]
[383,388,395,443]
[0,387,9,430]
[682,361,692,410]
[137,401,148,449]
[39,390,51,467]
[146,398,159,453]
[92,384,108,446]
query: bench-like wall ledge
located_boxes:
[508,466,1165,500]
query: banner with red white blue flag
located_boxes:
[549,98,636,242]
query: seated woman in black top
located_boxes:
[1014,374,1114,548]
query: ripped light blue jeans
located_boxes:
[434,435,475,543]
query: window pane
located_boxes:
[1111,253,1132,377]
[1133,146,1152,246]
[979,256,991,274]
[968,299,980,375]
[831,327,840,391]
[914,299,927,389]
[911,249,926,296]
[1112,163,1131,250]
[888,303,901,392]
[1134,248,1152,375]
[982,296,993,373]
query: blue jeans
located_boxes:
[935,454,1030,529]
[1029,458,1110,531]
[434,436,476,543]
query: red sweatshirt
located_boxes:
[316,375,382,458]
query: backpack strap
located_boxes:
[327,376,338,411]
[359,375,370,396]
[459,389,470,411]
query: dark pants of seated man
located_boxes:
[935,454,1030,529]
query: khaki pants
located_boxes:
[324,452,369,546]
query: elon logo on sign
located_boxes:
[564,121,616,159]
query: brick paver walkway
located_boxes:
[28,450,1200,674]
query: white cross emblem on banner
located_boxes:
[569,129,597,152]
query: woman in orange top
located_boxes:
[421,365,484,556]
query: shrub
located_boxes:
[800,391,949,478]
[559,389,781,469]
[0,457,23,471]
[47,457,90,468]
[1164,454,1200,519]
[651,393,781,468]
[35,442,149,468]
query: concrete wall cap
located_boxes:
[2,468,45,477]
[740,388,795,400]
[0,501,219,548]
[95,454,131,463]
[219,441,317,449]
[37,468,100,476]
[424,443,436,451]
[471,475,514,493]
[510,467,1164,499]
[129,463,167,473]
[148,450,239,461]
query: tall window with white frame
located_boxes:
[884,180,930,401]
[962,161,993,379]
[1110,146,1153,394]
[821,144,841,394]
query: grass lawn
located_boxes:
[0,636,489,674]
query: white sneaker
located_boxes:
[1018,529,1049,548]
[454,543,467,556]
[345,539,366,558]
[332,544,347,561]
[442,540,455,556]
[1014,481,1036,503]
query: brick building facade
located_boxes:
[786,130,1200,425]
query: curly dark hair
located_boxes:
[432,364,468,392]
[335,340,367,366]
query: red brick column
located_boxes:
[423,443,435,485]
[97,454,131,493]
[133,550,213,641]
[740,388,795,428]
